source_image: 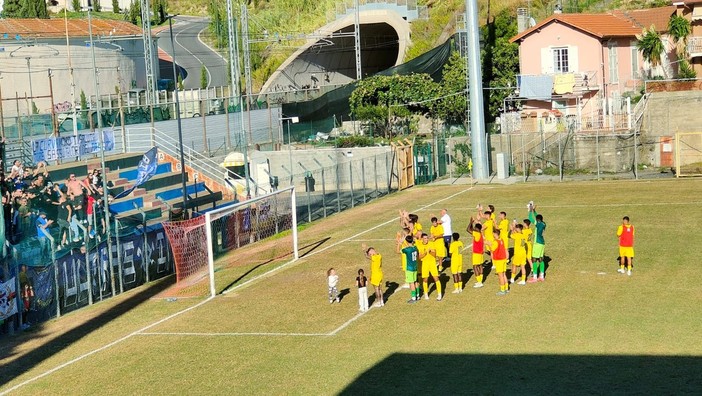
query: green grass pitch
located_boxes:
[2,178,702,395]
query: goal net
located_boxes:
[675,132,702,177]
[163,186,298,297]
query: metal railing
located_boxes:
[125,127,229,192]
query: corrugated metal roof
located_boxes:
[511,6,676,43]
[0,18,143,39]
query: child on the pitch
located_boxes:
[418,233,442,301]
[400,235,420,303]
[467,217,485,288]
[617,216,635,276]
[449,232,464,293]
[509,222,528,285]
[327,268,340,303]
[363,245,384,307]
[490,229,509,295]
[529,213,547,282]
[356,269,369,312]
[430,217,447,271]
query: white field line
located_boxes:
[138,331,330,337]
[0,297,214,396]
[6,186,475,391]
[421,201,702,212]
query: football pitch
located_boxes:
[2,178,702,395]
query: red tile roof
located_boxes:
[0,18,143,39]
[510,6,676,43]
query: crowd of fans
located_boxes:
[1,158,111,252]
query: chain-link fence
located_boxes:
[275,151,396,224]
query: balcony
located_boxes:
[688,36,702,59]
[515,70,600,100]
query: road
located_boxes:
[156,16,229,89]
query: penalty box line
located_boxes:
[137,308,371,338]
[4,186,475,393]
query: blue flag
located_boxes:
[114,147,159,199]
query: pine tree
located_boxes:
[71,0,81,11]
[1,0,22,17]
[19,0,49,18]
[112,0,121,13]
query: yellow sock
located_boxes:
[619,264,624,269]
[423,281,428,295]
[521,273,526,282]
[436,281,442,295]
[459,281,463,289]
[454,283,458,290]
[477,275,483,283]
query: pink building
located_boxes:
[507,6,676,132]
[676,0,702,73]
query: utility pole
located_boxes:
[354,0,362,80]
[64,8,78,138]
[228,0,251,198]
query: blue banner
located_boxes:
[32,130,116,163]
[114,147,159,199]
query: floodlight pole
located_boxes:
[88,6,116,297]
[466,0,489,179]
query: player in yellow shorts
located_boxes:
[497,211,510,261]
[430,217,446,271]
[522,219,534,276]
[509,222,528,285]
[617,216,635,276]
[418,233,442,301]
[490,229,509,295]
[363,245,384,307]
[448,232,464,293]
[467,216,485,288]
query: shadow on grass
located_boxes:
[0,276,175,386]
[338,288,350,303]
[339,353,702,395]
[300,237,332,259]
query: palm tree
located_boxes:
[637,26,666,78]
[668,14,691,56]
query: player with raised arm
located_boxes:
[399,235,420,303]
[430,216,447,272]
[529,213,547,283]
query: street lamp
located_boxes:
[280,116,299,184]
[165,14,189,214]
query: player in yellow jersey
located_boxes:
[430,217,446,272]
[418,233,442,301]
[467,216,485,288]
[509,222,528,285]
[363,245,384,307]
[449,232,464,293]
[522,219,534,278]
[396,227,412,289]
[497,211,510,261]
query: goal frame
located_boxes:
[204,186,298,297]
[675,132,702,178]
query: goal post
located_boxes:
[675,132,702,178]
[164,186,299,298]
